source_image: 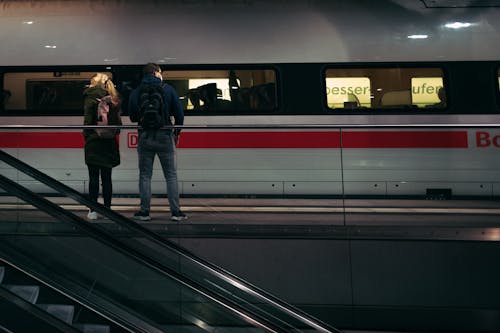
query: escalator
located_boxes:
[0,149,341,332]
[1,259,130,333]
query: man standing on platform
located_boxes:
[128,63,187,222]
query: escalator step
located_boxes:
[3,284,39,303]
[37,303,75,324]
[74,323,110,333]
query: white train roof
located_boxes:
[0,0,499,65]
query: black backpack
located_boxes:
[138,84,166,130]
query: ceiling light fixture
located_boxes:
[445,22,472,29]
[407,34,428,39]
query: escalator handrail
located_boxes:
[0,148,341,333]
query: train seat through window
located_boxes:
[380,90,412,107]
[344,93,360,108]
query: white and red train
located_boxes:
[1,0,500,198]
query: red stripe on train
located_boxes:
[175,131,468,148]
[342,131,468,148]
[0,132,85,148]
[177,131,341,148]
[0,130,468,149]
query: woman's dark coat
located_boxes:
[83,86,121,168]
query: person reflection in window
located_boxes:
[1,89,11,109]
[433,87,446,108]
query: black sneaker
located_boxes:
[171,211,188,221]
[133,210,151,221]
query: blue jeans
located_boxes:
[137,130,180,215]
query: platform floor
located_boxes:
[1,196,499,241]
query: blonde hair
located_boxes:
[89,73,120,104]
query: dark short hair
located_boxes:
[143,62,160,76]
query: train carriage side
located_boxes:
[1,62,500,198]
[1,0,500,198]
[321,62,500,198]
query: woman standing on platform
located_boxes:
[82,73,122,220]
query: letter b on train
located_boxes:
[476,131,500,147]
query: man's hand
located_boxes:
[174,132,180,146]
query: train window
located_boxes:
[3,71,111,114]
[325,67,446,110]
[497,69,500,93]
[162,69,277,112]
